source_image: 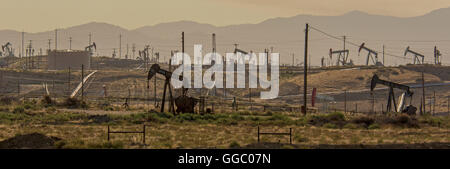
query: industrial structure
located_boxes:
[47,50,90,70]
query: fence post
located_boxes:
[289,128,292,144]
[257,126,260,143]
[344,90,347,113]
[143,125,146,144]
[107,125,110,141]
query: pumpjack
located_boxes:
[434,46,442,65]
[329,48,353,66]
[2,42,15,57]
[85,42,96,52]
[404,46,424,64]
[358,43,383,66]
[147,64,198,114]
[370,74,417,114]
[139,45,150,61]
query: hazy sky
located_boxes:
[1,0,450,32]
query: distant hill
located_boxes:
[2,7,450,66]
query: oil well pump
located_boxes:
[358,43,383,66]
[404,46,424,64]
[147,64,198,114]
[85,42,96,52]
[370,74,416,114]
[329,48,353,66]
[434,46,442,65]
[138,45,150,61]
[1,42,15,57]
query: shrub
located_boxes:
[229,141,240,148]
[176,113,197,122]
[323,123,337,129]
[12,106,25,114]
[368,123,380,129]
[231,113,245,121]
[391,114,419,128]
[327,112,345,122]
[41,95,53,106]
[87,141,124,149]
[343,123,359,129]
[351,116,374,127]
[308,112,346,127]
[63,98,87,109]
[294,135,308,143]
[0,96,16,105]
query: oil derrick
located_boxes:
[434,46,442,65]
[358,43,383,66]
[329,48,352,66]
[404,46,424,64]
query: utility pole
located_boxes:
[132,43,136,60]
[55,29,58,50]
[69,37,72,50]
[68,67,71,96]
[21,31,24,58]
[433,91,436,114]
[422,72,426,114]
[126,44,129,59]
[343,36,346,51]
[382,45,385,66]
[344,90,347,113]
[212,33,217,96]
[88,33,92,46]
[81,64,84,101]
[47,39,51,52]
[119,34,122,59]
[181,32,185,96]
[292,53,295,66]
[303,23,309,115]
[249,87,252,111]
[447,97,450,114]
[28,40,32,69]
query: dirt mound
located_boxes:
[0,133,61,149]
[287,67,441,93]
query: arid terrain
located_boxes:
[0,57,449,149]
